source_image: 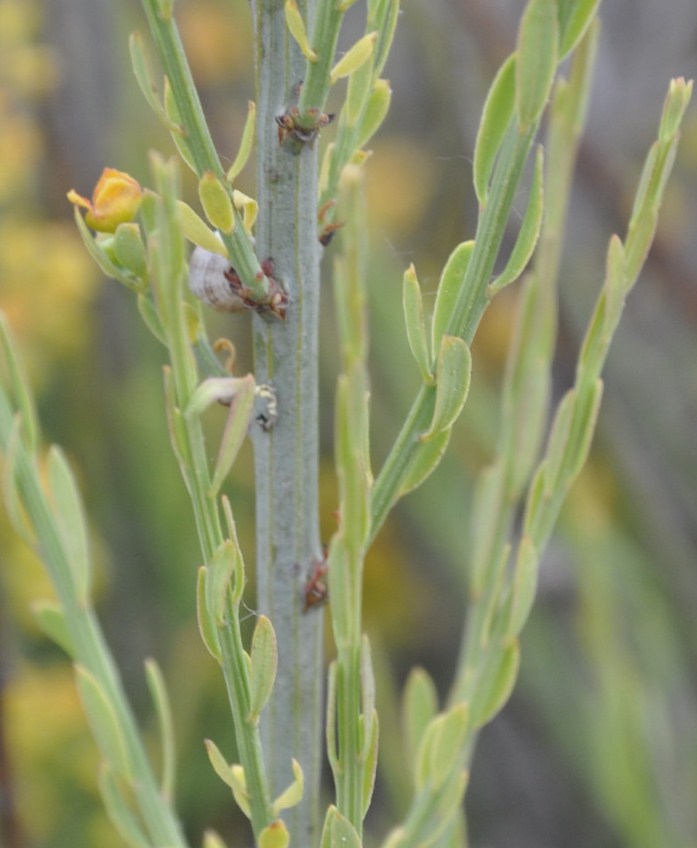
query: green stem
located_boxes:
[251,2,324,842]
[336,645,364,832]
[140,0,267,300]
[150,163,275,837]
[369,125,536,540]
[0,392,188,847]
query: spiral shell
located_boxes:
[188,246,245,313]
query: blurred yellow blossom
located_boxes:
[67,167,143,233]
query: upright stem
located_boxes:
[251,1,324,843]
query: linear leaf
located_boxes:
[226,100,257,183]
[403,667,438,776]
[516,0,558,129]
[421,336,471,441]
[470,641,520,729]
[196,567,221,660]
[397,426,451,498]
[32,600,74,655]
[272,758,304,815]
[248,615,278,725]
[402,264,433,383]
[47,446,91,603]
[0,314,38,450]
[473,53,516,205]
[99,765,150,848]
[210,374,256,497]
[144,658,176,799]
[489,144,544,294]
[558,0,601,60]
[431,240,475,354]
[75,665,133,781]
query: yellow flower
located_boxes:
[67,167,142,233]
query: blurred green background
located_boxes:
[1,0,696,846]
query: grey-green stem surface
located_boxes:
[251,1,324,842]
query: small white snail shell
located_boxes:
[188,246,245,313]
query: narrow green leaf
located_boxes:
[469,641,520,729]
[259,821,290,848]
[658,77,693,142]
[330,32,377,85]
[284,0,318,63]
[205,743,252,819]
[163,77,197,173]
[344,45,375,127]
[177,201,229,256]
[522,463,546,540]
[144,658,176,800]
[137,293,167,344]
[99,765,150,848]
[0,313,39,450]
[206,539,237,625]
[198,171,235,234]
[196,567,221,660]
[469,462,505,594]
[47,446,91,603]
[402,264,433,383]
[473,53,516,205]
[489,144,544,294]
[563,378,604,484]
[397,427,451,498]
[330,809,362,848]
[163,368,191,472]
[542,388,575,496]
[424,704,469,790]
[248,615,278,725]
[326,662,340,776]
[272,758,304,815]
[403,667,438,777]
[229,765,252,819]
[226,100,257,183]
[360,634,376,719]
[558,0,601,60]
[128,31,175,128]
[32,600,74,655]
[75,665,134,781]
[504,535,539,639]
[221,496,246,605]
[204,738,236,790]
[515,0,559,129]
[232,190,259,234]
[431,240,475,354]
[1,415,35,545]
[210,374,256,497]
[354,79,392,151]
[421,336,472,441]
[603,235,627,335]
[361,709,379,816]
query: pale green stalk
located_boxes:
[0,320,188,848]
[328,165,375,838]
[148,158,275,838]
[250,2,324,842]
[140,0,267,300]
[451,21,599,705]
[369,122,536,539]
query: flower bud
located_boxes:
[67,168,143,233]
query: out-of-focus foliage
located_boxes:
[1,0,696,846]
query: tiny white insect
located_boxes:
[188,246,245,313]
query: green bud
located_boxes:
[113,222,147,278]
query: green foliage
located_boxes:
[0,1,693,847]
